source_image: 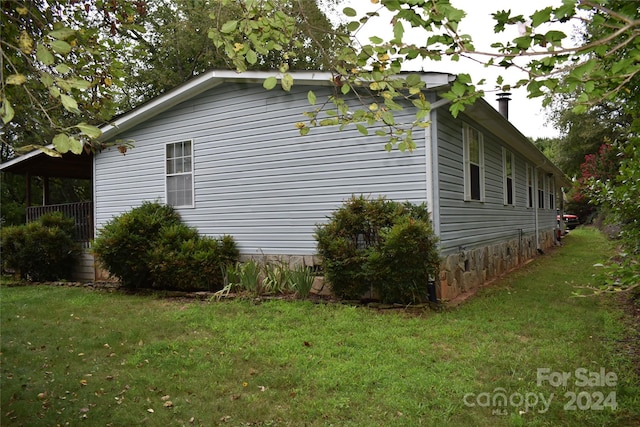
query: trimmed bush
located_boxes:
[315,195,440,303]
[93,202,239,291]
[369,216,440,304]
[148,225,239,291]
[1,212,78,281]
[92,202,182,288]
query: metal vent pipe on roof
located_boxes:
[497,92,511,119]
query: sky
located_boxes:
[344,0,574,139]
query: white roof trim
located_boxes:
[0,144,54,171]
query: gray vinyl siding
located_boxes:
[94,83,428,256]
[436,110,557,255]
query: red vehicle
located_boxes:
[557,213,580,230]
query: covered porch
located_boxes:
[1,149,98,280]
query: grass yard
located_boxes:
[1,228,639,426]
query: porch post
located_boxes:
[25,172,31,207]
[43,176,50,205]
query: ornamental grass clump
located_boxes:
[315,195,440,304]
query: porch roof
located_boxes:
[0,148,92,179]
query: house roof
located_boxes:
[1,70,569,187]
[0,148,92,179]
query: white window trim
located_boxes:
[165,140,195,208]
[463,124,485,202]
[526,163,534,208]
[502,148,516,206]
[548,176,555,210]
[537,171,546,209]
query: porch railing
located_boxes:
[26,201,93,248]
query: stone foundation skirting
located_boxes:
[437,230,557,301]
[83,229,557,301]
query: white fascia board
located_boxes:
[418,72,457,88]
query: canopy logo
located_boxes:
[463,367,618,415]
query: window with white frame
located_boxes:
[537,172,545,209]
[526,163,534,208]
[166,140,193,207]
[503,148,515,206]
[463,124,484,201]
[548,176,555,210]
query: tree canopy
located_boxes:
[117,0,345,109]
[0,0,144,157]
[0,0,348,155]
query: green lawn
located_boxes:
[1,228,639,426]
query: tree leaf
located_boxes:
[1,98,15,124]
[18,30,33,54]
[36,44,55,65]
[403,74,418,87]
[37,145,63,157]
[75,122,102,139]
[263,76,277,90]
[356,124,369,135]
[50,40,72,54]
[60,94,80,114]
[6,74,27,85]
[245,50,257,65]
[347,21,360,32]
[343,7,357,17]
[55,63,71,74]
[531,7,553,27]
[392,21,404,42]
[221,20,238,33]
[307,90,316,105]
[67,78,92,90]
[68,136,83,154]
[48,28,76,40]
[382,111,395,125]
[52,133,72,153]
[281,73,293,91]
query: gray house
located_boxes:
[1,70,570,301]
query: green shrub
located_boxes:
[315,195,440,303]
[148,225,238,291]
[93,202,182,288]
[218,234,240,265]
[368,217,440,304]
[1,212,78,281]
[93,202,239,290]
